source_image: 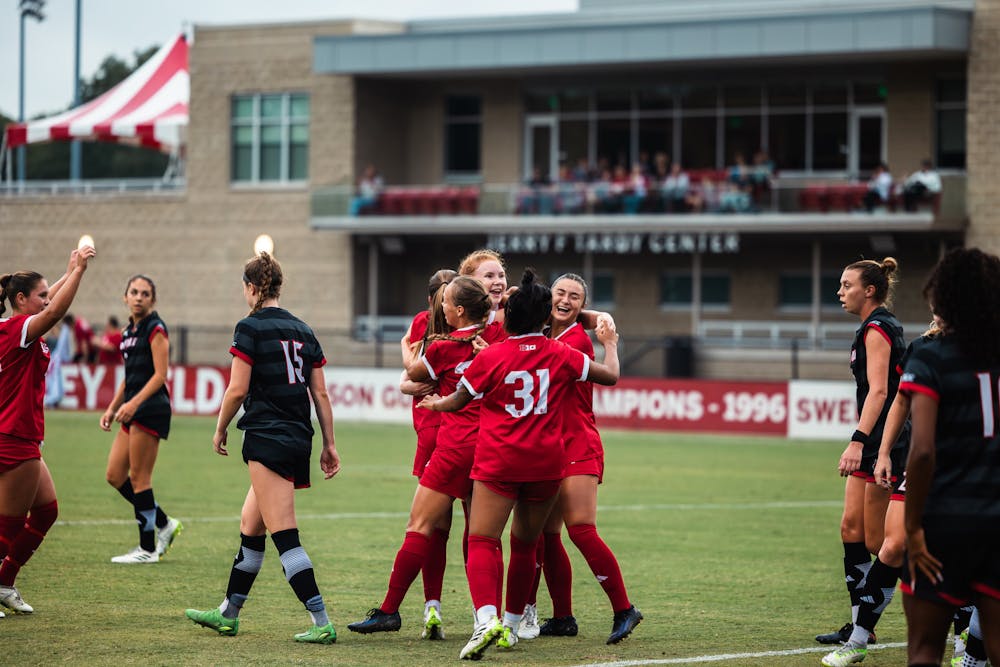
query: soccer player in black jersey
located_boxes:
[100,275,182,564]
[185,251,341,644]
[899,247,1000,666]
[816,257,907,647]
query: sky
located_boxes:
[0,0,577,121]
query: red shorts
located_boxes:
[0,433,42,472]
[412,425,439,478]
[478,479,562,503]
[121,421,164,440]
[565,454,604,483]
[420,445,474,500]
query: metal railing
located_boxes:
[0,178,186,197]
[696,319,930,350]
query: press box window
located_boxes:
[231,93,310,183]
[445,95,482,177]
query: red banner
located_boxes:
[593,377,788,435]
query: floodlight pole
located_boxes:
[17,0,46,183]
[70,0,82,181]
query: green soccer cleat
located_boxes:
[185,607,239,636]
[422,605,444,640]
[821,644,867,666]
[294,622,337,644]
[459,616,503,661]
[497,625,519,649]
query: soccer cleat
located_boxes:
[422,605,445,640]
[111,546,159,564]
[185,607,239,636]
[950,628,968,667]
[294,622,337,644]
[347,608,401,634]
[0,586,33,614]
[821,644,868,666]
[0,610,5,618]
[539,615,579,637]
[156,517,183,557]
[518,603,540,640]
[607,605,643,644]
[497,625,519,649]
[815,623,877,645]
[459,616,503,660]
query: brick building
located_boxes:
[2,0,996,378]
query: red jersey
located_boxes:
[97,329,124,365]
[421,325,483,450]
[461,332,590,482]
[407,310,441,433]
[0,315,50,442]
[553,323,603,463]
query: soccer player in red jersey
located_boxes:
[0,244,95,616]
[419,269,622,661]
[348,276,499,638]
[520,273,642,645]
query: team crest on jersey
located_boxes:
[40,340,49,354]
[850,349,856,363]
[519,344,537,351]
[456,360,472,375]
[901,372,914,383]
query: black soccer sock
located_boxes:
[855,557,900,634]
[843,542,872,613]
[117,478,168,528]
[133,488,157,553]
[272,528,329,627]
[953,605,973,635]
[221,533,266,619]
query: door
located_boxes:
[849,109,885,179]
[524,115,558,181]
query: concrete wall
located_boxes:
[966,0,1000,251]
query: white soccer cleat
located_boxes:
[518,603,540,639]
[497,625,519,649]
[111,546,160,564]
[156,517,183,557]
[0,586,33,614]
[422,605,445,640]
[459,616,502,660]
[821,644,867,666]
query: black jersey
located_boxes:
[230,307,326,445]
[850,306,907,456]
[900,334,1000,531]
[121,311,171,436]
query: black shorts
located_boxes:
[242,431,311,489]
[852,446,907,489]
[901,524,1000,607]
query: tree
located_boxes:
[22,45,169,180]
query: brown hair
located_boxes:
[125,274,157,301]
[458,249,505,277]
[0,271,44,317]
[845,256,899,307]
[243,251,283,314]
[426,276,491,344]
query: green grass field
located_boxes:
[2,412,913,666]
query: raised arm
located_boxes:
[586,318,620,386]
[25,246,96,343]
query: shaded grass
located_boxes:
[2,412,910,666]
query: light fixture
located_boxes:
[77,234,95,250]
[254,234,274,256]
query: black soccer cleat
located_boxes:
[538,615,579,637]
[815,623,876,645]
[347,608,402,634]
[606,605,643,645]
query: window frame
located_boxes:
[230,92,310,186]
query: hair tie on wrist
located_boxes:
[852,429,869,444]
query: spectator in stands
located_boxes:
[44,321,72,408]
[622,163,648,214]
[96,316,123,365]
[750,150,774,205]
[64,313,95,363]
[718,181,752,213]
[556,163,585,214]
[902,159,942,212]
[863,162,893,213]
[349,164,384,216]
[519,166,555,215]
[660,162,691,213]
[571,157,592,183]
[652,151,670,184]
[728,152,751,190]
[587,168,616,213]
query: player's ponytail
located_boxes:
[244,251,283,315]
[425,277,491,344]
[845,256,899,307]
[0,274,10,317]
[504,268,551,335]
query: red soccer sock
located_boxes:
[422,528,448,603]
[505,533,537,616]
[494,539,504,611]
[0,501,57,587]
[543,530,574,617]
[466,534,501,612]
[380,531,430,614]
[526,534,544,606]
[0,514,25,562]
[567,523,630,612]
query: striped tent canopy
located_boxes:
[4,34,188,154]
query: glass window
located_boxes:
[769,113,806,170]
[638,117,673,170]
[230,93,309,183]
[853,82,887,105]
[681,116,717,169]
[767,83,806,107]
[723,85,760,109]
[678,85,717,110]
[724,114,761,165]
[812,113,848,171]
[596,89,631,112]
[779,274,841,307]
[812,84,847,106]
[638,87,674,111]
[937,79,966,104]
[593,273,615,307]
[559,90,590,113]
[597,117,631,169]
[445,95,482,175]
[525,92,555,113]
[559,120,590,169]
[659,273,730,306]
[936,109,965,169]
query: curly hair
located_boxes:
[845,256,899,307]
[243,251,283,315]
[504,268,551,336]
[425,276,491,344]
[924,247,1000,363]
[0,271,44,317]
[458,249,505,276]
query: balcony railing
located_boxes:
[0,178,186,197]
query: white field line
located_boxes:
[54,500,841,527]
[571,642,908,666]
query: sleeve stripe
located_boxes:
[865,322,892,345]
[421,356,437,381]
[459,375,482,398]
[313,357,327,368]
[148,324,168,343]
[579,354,591,381]
[19,315,34,348]
[899,381,939,401]
[230,347,254,365]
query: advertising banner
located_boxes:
[786,380,857,440]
